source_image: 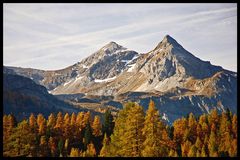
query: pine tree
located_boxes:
[142,100,166,157]
[102,109,114,137]
[58,138,64,156]
[84,122,92,150]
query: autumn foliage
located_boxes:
[3,101,237,157]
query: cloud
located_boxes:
[3,3,237,71]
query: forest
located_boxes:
[3,100,237,157]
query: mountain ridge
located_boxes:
[4,35,237,124]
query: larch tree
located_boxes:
[29,113,37,132]
[187,113,197,143]
[63,113,71,139]
[47,113,56,129]
[123,103,144,157]
[181,140,192,157]
[173,117,188,145]
[109,102,134,156]
[48,137,57,157]
[37,114,45,127]
[231,114,237,139]
[201,145,208,157]
[39,136,50,156]
[168,149,178,157]
[99,133,110,157]
[85,143,96,157]
[187,145,197,157]
[54,112,64,136]
[208,130,218,157]
[70,148,80,157]
[38,120,47,136]
[4,120,35,157]
[142,100,167,157]
[92,115,102,137]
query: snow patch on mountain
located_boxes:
[82,64,88,69]
[94,76,116,83]
[63,79,74,86]
[127,64,136,72]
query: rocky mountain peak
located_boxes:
[101,41,127,53]
[154,35,183,51]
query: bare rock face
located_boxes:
[4,35,237,124]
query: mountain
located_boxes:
[3,73,89,120]
[4,35,237,124]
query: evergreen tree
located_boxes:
[84,122,92,150]
[102,109,114,137]
[58,138,64,156]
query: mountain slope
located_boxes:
[3,73,86,120]
[4,35,237,124]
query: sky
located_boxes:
[3,3,237,72]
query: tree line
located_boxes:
[3,100,237,157]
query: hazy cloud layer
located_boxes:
[3,3,237,71]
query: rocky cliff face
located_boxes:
[4,35,237,124]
